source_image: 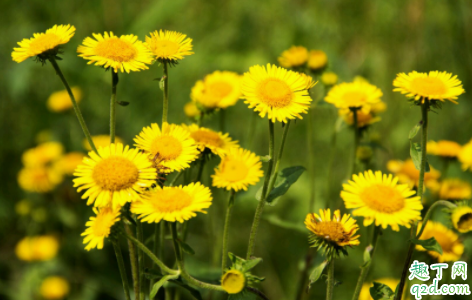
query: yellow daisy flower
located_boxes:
[427,140,462,158]
[458,139,472,171]
[40,276,70,300]
[339,108,380,128]
[191,71,241,110]
[387,159,441,189]
[15,235,59,262]
[278,46,308,68]
[325,79,383,113]
[83,135,124,152]
[131,182,212,223]
[77,32,153,73]
[307,50,328,71]
[221,270,246,294]
[451,205,472,233]
[321,71,338,86]
[73,143,157,209]
[12,24,75,63]
[47,87,82,112]
[341,170,423,231]
[22,142,64,168]
[438,179,471,201]
[53,152,85,176]
[145,30,193,61]
[18,167,63,193]
[241,64,315,123]
[184,101,200,118]
[81,207,120,251]
[212,147,263,191]
[134,123,199,173]
[181,124,239,157]
[393,71,465,103]
[416,221,464,262]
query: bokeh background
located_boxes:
[1,0,472,299]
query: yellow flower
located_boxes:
[145,30,193,61]
[458,139,472,171]
[241,64,314,123]
[438,179,471,201]
[181,124,239,157]
[184,102,200,118]
[18,167,63,193]
[370,101,387,114]
[416,221,464,262]
[12,24,75,63]
[360,278,409,300]
[427,140,462,158]
[212,147,263,191]
[47,87,82,112]
[325,79,382,113]
[278,46,308,68]
[341,170,423,231]
[321,71,338,86]
[15,235,59,262]
[40,276,70,300]
[15,199,32,216]
[307,50,328,71]
[339,108,380,128]
[131,182,212,223]
[191,71,241,109]
[77,32,153,73]
[22,142,64,168]
[73,143,157,209]
[81,207,120,251]
[83,135,124,151]
[221,270,246,294]
[387,159,441,189]
[53,152,85,176]
[393,71,465,103]
[451,205,472,233]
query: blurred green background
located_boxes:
[1,0,472,299]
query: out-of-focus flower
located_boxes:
[321,71,338,86]
[450,205,472,233]
[438,179,471,201]
[53,152,85,175]
[458,139,472,171]
[325,79,382,114]
[387,159,441,189]
[15,235,59,262]
[339,108,380,128]
[427,140,462,158]
[40,276,70,300]
[47,87,82,112]
[18,167,63,193]
[184,102,200,118]
[278,46,308,68]
[22,142,64,168]
[307,50,328,71]
[191,71,241,110]
[416,221,463,262]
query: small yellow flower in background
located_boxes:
[370,101,387,114]
[40,276,70,300]
[134,123,199,173]
[416,221,463,262]
[321,71,338,86]
[359,278,409,300]
[73,143,157,209]
[339,108,380,128]
[18,167,63,193]
[184,102,200,118]
[451,205,472,233]
[82,207,120,251]
[145,30,193,61]
[212,147,263,191]
[191,71,241,110]
[458,139,472,171]
[221,269,246,294]
[15,235,59,262]
[77,32,153,73]
[325,79,383,114]
[181,124,239,157]
[12,24,75,63]
[278,46,308,68]
[47,87,82,112]
[131,182,212,223]
[53,152,85,176]
[15,199,32,216]
[83,135,123,151]
[387,159,441,189]
[22,142,64,168]
[438,179,471,201]
[307,50,328,71]
[393,71,465,103]
[241,64,314,123]
[427,140,462,158]
[341,170,423,231]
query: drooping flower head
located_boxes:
[40,276,70,300]
[241,64,315,123]
[387,159,441,189]
[47,87,82,112]
[458,139,472,172]
[12,24,75,63]
[15,235,59,261]
[341,170,423,231]
[145,30,193,62]
[83,135,123,151]
[212,147,263,191]
[73,143,157,209]
[438,179,471,201]
[81,207,120,251]
[450,204,472,233]
[427,140,462,158]
[278,46,308,68]
[182,124,239,157]
[416,221,464,262]
[221,253,264,295]
[221,270,246,294]
[307,50,328,71]
[191,71,241,110]
[77,32,153,73]
[134,123,199,173]
[131,182,212,223]
[325,79,383,114]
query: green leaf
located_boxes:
[243,257,262,272]
[370,282,395,300]
[263,215,306,233]
[143,268,162,280]
[410,237,443,255]
[362,245,373,267]
[177,239,195,255]
[117,101,130,106]
[409,142,430,172]
[150,274,179,298]
[308,259,328,288]
[169,278,203,300]
[265,166,306,204]
[260,155,271,163]
[409,121,422,140]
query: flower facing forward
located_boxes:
[325,79,382,113]
[145,30,193,62]
[82,207,120,251]
[15,235,59,261]
[307,50,328,71]
[182,124,239,157]
[438,179,471,201]
[73,143,157,209]
[278,46,308,68]
[416,221,464,262]
[427,140,462,158]
[191,71,241,110]
[341,170,423,231]
[131,183,212,223]
[458,139,472,171]
[134,123,199,173]
[387,159,441,189]
[241,64,315,123]
[393,71,464,103]
[212,147,263,191]
[47,87,82,112]
[451,205,472,233]
[221,270,246,294]
[40,276,70,300]
[83,135,123,151]
[305,209,360,257]
[12,24,75,63]
[77,32,153,73]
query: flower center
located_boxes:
[149,188,192,213]
[222,270,245,294]
[458,213,472,231]
[206,81,233,99]
[151,40,179,57]
[191,130,223,148]
[150,136,183,161]
[341,91,367,107]
[92,211,116,237]
[315,221,346,242]
[411,77,447,96]
[360,184,405,213]
[92,156,139,191]
[29,33,61,54]
[94,38,137,62]
[220,159,249,182]
[257,78,293,108]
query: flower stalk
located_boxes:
[112,241,131,300]
[350,107,360,175]
[326,259,335,300]
[162,61,169,124]
[110,71,118,143]
[221,190,236,272]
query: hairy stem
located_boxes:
[326,260,335,300]
[113,241,131,300]
[350,107,360,176]
[110,71,118,143]
[416,200,457,238]
[124,224,140,300]
[221,190,236,272]
[162,61,169,124]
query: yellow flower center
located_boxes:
[360,184,405,213]
[257,78,293,108]
[341,91,367,107]
[191,130,223,148]
[315,221,346,242]
[410,77,446,96]
[207,81,233,99]
[458,213,472,231]
[94,38,137,62]
[152,40,179,57]
[221,270,245,294]
[29,33,61,54]
[150,136,183,161]
[220,159,249,182]
[92,156,139,191]
[92,211,116,237]
[150,188,192,212]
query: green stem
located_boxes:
[416,200,457,238]
[219,109,226,132]
[326,260,335,300]
[124,224,140,300]
[350,107,360,176]
[162,61,169,124]
[110,71,118,143]
[326,114,338,203]
[48,57,97,154]
[169,172,183,187]
[307,108,316,212]
[221,190,236,272]
[266,121,291,198]
[159,221,166,260]
[136,220,145,300]
[113,241,131,300]
[195,157,206,183]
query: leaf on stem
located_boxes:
[408,122,430,172]
[176,238,195,255]
[256,166,305,205]
[308,259,328,289]
[370,282,395,300]
[150,274,179,298]
[410,237,443,255]
[117,101,130,106]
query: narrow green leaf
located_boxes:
[243,257,262,272]
[177,239,195,255]
[410,237,443,255]
[169,278,203,300]
[260,155,271,162]
[255,186,263,201]
[265,166,306,204]
[410,142,430,172]
[370,282,395,300]
[362,245,373,267]
[150,274,179,298]
[143,268,162,280]
[409,121,422,140]
[308,260,328,288]
[263,215,306,233]
[117,101,130,106]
